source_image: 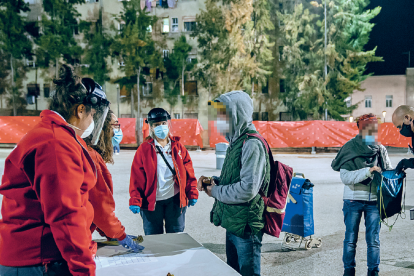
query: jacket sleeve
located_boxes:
[129,146,145,206]
[340,168,372,185]
[380,145,393,170]
[211,139,266,204]
[181,144,198,200]
[89,154,126,240]
[32,140,95,276]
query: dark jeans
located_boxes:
[0,261,71,276]
[140,193,187,235]
[343,200,381,272]
[226,230,263,276]
[113,144,120,153]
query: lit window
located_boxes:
[386,95,393,108]
[365,96,372,108]
[162,18,169,33]
[174,113,181,119]
[147,25,152,33]
[345,97,352,108]
[172,18,178,32]
[163,50,169,58]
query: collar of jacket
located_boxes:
[146,136,181,148]
[41,110,78,136]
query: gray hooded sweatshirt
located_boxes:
[211,91,267,204]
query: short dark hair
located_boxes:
[49,64,92,121]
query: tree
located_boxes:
[278,1,382,120]
[80,5,113,86]
[278,4,324,120]
[164,35,197,116]
[112,0,162,145]
[36,0,84,78]
[0,0,32,115]
[320,0,382,120]
[193,0,274,100]
[192,0,228,99]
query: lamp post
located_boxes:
[382,110,387,123]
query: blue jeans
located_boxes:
[140,194,187,235]
[0,261,71,276]
[113,144,120,153]
[343,200,381,272]
[226,230,263,276]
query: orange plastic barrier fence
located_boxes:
[208,121,411,148]
[0,117,204,148]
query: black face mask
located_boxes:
[400,121,414,137]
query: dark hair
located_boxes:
[49,64,92,121]
[87,110,114,164]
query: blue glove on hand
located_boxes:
[129,205,140,214]
[188,199,197,207]
[118,235,145,252]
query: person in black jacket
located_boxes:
[392,105,414,173]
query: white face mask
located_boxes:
[81,120,95,138]
[216,117,230,135]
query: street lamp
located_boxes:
[349,116,354,123]
[382,111,387,123]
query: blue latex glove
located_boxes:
[129,205,140,214]
[188,199,197,207]
[118,235,145,252]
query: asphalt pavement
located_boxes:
[1,148,414,275]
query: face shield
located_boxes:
[81,78,110,145]
[208,100,230,136]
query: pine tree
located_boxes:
[35,0,84,78]
[278,1,382,120]
[193,0,274,98]
[112,0,162,145]
[0,0,32,115]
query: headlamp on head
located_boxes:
[145,108,171,125]
[81,78,110,108]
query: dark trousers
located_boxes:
[226,230,263,276]
[140,193,187,235]
[0,261,71,276]
[113,144,120,153]
[343,200,381,272]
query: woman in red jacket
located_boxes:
[129,108,199,235]
[0,65,109,276]
[86,110,143,251]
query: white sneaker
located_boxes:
[116,153,120,155]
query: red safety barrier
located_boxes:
[121,118,204,147]
[0,116,204,148]
[208,121,410,148]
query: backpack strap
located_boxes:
[155,145,176,176]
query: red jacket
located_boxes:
[0,110,96,276]
[88,148,126,240]
[129,136,198,211]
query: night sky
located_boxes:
[365,0,414,75]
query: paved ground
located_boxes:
[1,148,414,275]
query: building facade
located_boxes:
[1,0,292,132]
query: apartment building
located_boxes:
[1,0,292,127]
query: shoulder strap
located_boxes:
[155,145,176,176]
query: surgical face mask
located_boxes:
[216,117,230,135]
[363,135,376,146]
[154,125,169,140]
[81,120,94,138]
[400,120,414,137]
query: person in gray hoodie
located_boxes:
[331,114,392,276]
[198,91,270,276]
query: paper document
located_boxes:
[96,252,157,269]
